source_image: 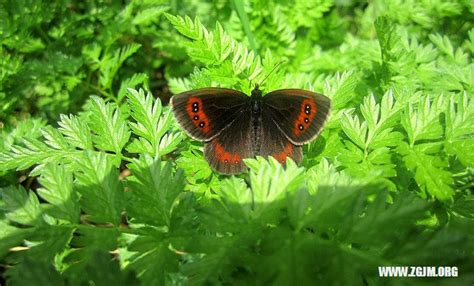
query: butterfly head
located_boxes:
[251,84,262,98]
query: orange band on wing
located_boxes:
[273,142,293,163]
[293,98,317,137]
[186,97,211,134]
[215,142,241,164]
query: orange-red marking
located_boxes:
[293,99,317,136]
[214,142,241,164]
[186,97,211,134]
[273,143,293,163]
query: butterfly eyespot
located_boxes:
[193,115,199,120]
[224,159,228,163]
[234,160,239,164]
[299,124,304,130]
[304,118,309,123]
[199,122,205,128]
[192,102,199,112]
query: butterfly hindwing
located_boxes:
[260,108,302,164]
[262,89,331,144]
[204,108,253,174]
[171,88,248,141]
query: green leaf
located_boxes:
[63,226,121,284]
[132,6,168,26]
[117,73,149,101]
[0,134,84,172]
[401,95,446,145]
[0,221,32,257]
[126,155,184,226]
[99,43,142,90]
[37,163,80,223]
[126,88,180,156]
[213,176,253,222]
[246,157,305,220]
[41,126,71,151]
[0,186,42,225]
[445,93,474,166]
[175,149,213,183]
[74,151,124,224]
[5,257,64,286]
[87,96,130,154]
[398,142,453,200]
[126,234,178,285]
[57,114,94,150]
[326,71,359,110]
[166,14,262,81]
[340,111,367,150]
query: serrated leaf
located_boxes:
[99,43,141,90]
[88,96,130,154]
[0,186,42,225]
[117,73,149,101]
[401,95,446,145]
[74,151,124,224]
[126,155,184,226]
[212,177,252,222]
[132,7,168,26]
[41,126,71,150]
[37,163,80,223]
[0,137,80,172]
[398,142,453,200]
[246,157,304,220]
[126,88,179,156]
[57,114,94,150]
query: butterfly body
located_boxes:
[171,86,331,174]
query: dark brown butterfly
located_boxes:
[170,85,331,174]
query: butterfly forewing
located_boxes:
[204,109,253,174]
[263,89,331,144]
[171,88,248,141]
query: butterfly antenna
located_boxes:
[258,60,286,87]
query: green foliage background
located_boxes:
[1,0,473,285]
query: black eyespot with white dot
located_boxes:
[193,115,199,120]
[192,102,199,112]
[199,122,205,128]
[304,117,309,123]
[299,124,304,131]
[234,160,239,164]
[224,159,228,163]
[305,104,311,115]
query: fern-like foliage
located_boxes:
[1,1,474,284]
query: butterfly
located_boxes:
[170,85,331,174]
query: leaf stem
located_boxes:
[233,0,258,53]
